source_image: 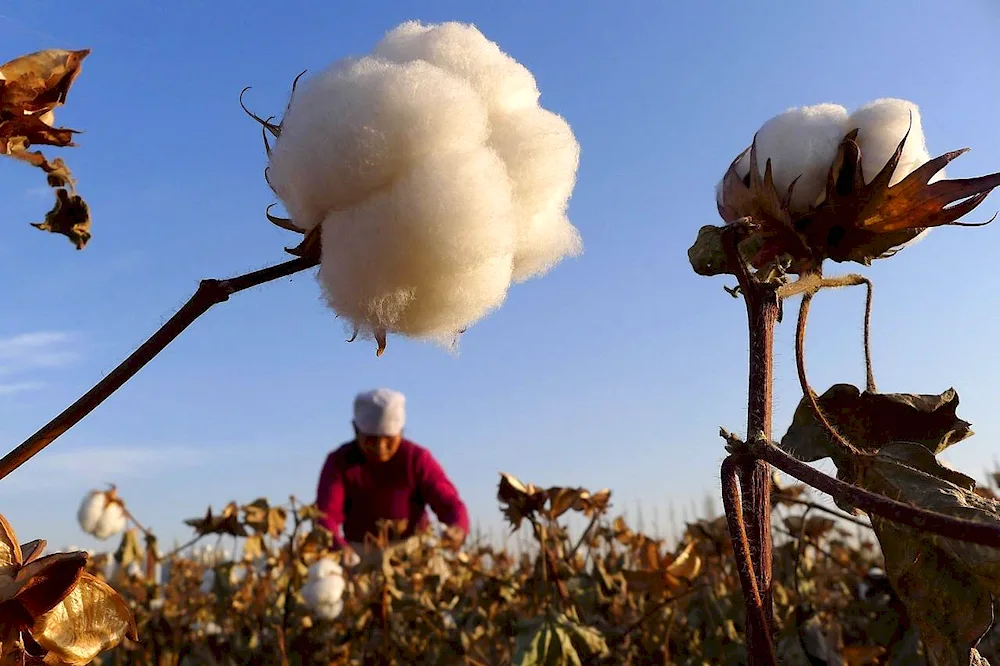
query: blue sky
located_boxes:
[1,0,999,552]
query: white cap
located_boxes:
[353,389,406,436]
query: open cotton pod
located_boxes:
[77,486,127,541]
[245,20,583,355]
[701,98,1000,277]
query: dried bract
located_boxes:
[700,99,1000,276]
[0,48,92,248]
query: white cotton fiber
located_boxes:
[77,491,106,534]
[742,104,850,212]
[266,20,582,346]
[846,98,942,186]
[301,558,346,621]
[92,501,126,540]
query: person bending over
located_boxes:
[315,388,469,560]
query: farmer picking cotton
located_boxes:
[263,20,582,352]
[315,389,469,557]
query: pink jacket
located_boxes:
[315,438,469,548]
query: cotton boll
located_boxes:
[750,103,849,212]
[302,558,346,621]
[268,57,490,232]
[847,98,941,187]
[489,106,582,281]
[77,491,106,534]
[374,21,540,114]
[92,501,126,540]
[318,148,516,341]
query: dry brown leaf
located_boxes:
[0,49,89,114]
[31,188,90,250]
[184,502,248,538]
[242,499,287,539]
[497,473,547,530]
[30,572,137,666]
[780,383,972,465]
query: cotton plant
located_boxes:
[77,487,128,541]
[300,557,346,621]
[690,96,1000,665]
[246,20,583,355]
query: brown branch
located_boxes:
[721,224,777,659]
[753,438,1000,548]
[0,256,318,482]
[721,456,777,665]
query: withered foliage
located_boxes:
[0,48,92,249]
[45,467,1000,666]
[781,384,1000,665]
[0,513,135,665]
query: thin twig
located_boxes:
[752,438,1000,548]
[617,582,708,640]
[776,497,873,530]
[568,512,601,560]
[0,256,318,481]
[161,534,205,561]
[795,293,860,457]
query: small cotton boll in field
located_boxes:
[302,558,346,621]
[747,103,849,212]
[847,98,942,187]
[373,20,540,113]
[92,501,126,540]
[77,491,107,534]
[267,56,491,233]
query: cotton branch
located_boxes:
[0,256,319,481]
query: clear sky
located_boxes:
[0,0,999,552]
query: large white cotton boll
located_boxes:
[374,21,540,114]
[268,57,491,233]
[748,103,849,212]
[489,106,582,281]
[267,20,583,349]
[92,501,126,540]
[318,148,515,341]
[77,492,105,534]
[846,98,941,186]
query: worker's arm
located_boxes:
[414,448,470,544]
[315,452,350,550]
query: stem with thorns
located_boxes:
[720,225,777,664]
[0,256,318,481]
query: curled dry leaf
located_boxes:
[0,49,92,249]
[31,188,91,250]
[184,502,248,538]
[621,540,703,598]
[242,499,288,539]
[783,515,836,540]
[854,443,1000,666]
[30,573,138,666]
[0,512,134,665]
[0,49,89,114]
[497,473,547,531]
[779,383,972,465]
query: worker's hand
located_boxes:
[440,525,466,551]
